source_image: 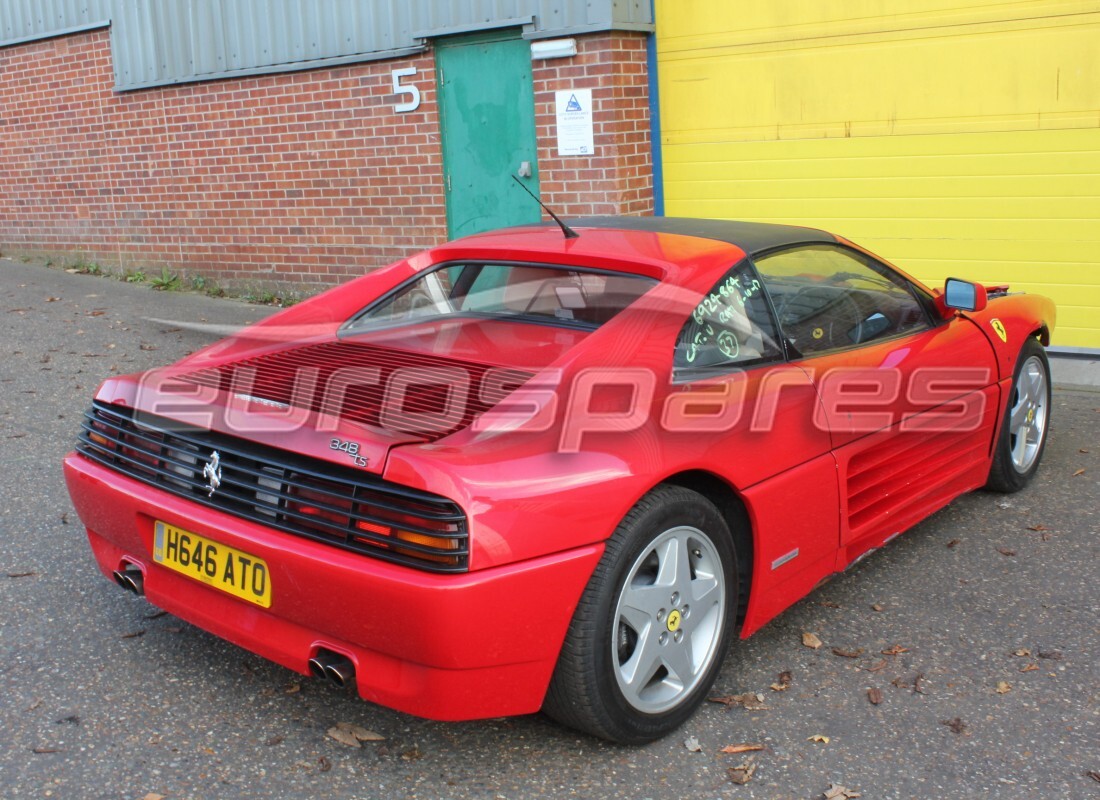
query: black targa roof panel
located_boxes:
[562,216,838,256]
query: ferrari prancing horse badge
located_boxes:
[990,319,1007,343]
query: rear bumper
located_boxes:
[63,452,602,720]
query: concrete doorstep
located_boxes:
[1049,354,1100,391]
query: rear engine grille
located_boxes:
[77,401,469,572]
[177,340,534,441]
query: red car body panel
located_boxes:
[63,220,1057,721]
[65,455,605,719]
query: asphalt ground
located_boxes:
[1,256,1097,800]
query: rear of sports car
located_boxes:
[62,247,662,721]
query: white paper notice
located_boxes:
[555,89,594,156]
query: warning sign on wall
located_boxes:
[555,89,594,156]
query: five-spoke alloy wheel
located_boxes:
[987,336,1052,492]
[543,486,737,743]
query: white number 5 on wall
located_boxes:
[391,68,421,113]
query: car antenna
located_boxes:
[510,175,579,239]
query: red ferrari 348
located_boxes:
[64,218,1055,742]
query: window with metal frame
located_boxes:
[673,260,784,376]
[753,245,929,356]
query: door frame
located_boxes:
[434,29,541,239]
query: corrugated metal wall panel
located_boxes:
[0,1,652,89]
[657,0,1100,350]
[0,0,109,44]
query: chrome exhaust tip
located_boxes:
[112,567,145,596]
[307,656,329,680]
[324,659,355,690]
[309,649,356,690]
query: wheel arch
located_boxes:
[659,470,753,629]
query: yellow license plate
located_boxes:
[153,521,272,608]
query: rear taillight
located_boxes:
[288,477,464,568]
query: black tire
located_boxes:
[543,485,738,743]
[986,336,1051,492]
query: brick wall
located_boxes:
[0,28,653,290]
[534,32,654,217]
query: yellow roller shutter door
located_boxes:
[657,1,1100,349]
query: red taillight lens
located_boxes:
[288,481,353,531]
[287,477,463,568]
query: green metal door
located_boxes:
[437,31,541,239]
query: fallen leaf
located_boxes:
[727,758,757,785]
[708,692,769,710]
[996,681,1011,694]
[819,600,841,609]
[824,785,862,799]
[946,538,962,549]
[401,746,423,761]
[891,677,909,689]
[46,296,60,302]
[31,747,62,754]
[808,734,830,744]
[1020,663,1039,672]
[802,632,823,649]
[683,736,702,753]
[832,647,864,659]
[941,717,967,735]
[1079,449,1090,454]
[264,735,284,746]
[1027,524,1049,532]
[317,756,331,772]
[864,659,888,673]
[998,548,1016,557]
[881,644,909,656]
[721,743,765,754]
[6,571,37,579]
[1012,648,1031,657]
[326,726,361,748]
[770,670,792,692]
[913,673,925,694]
[141,794,164,800]
[333,721,384,742]
[1072,468,1086,477]
[867,688,883,705]
[1085,771,1100,784]
[283,683,301,695]
[120,630,146,639]
[1038,649,1063,660]
[870,603,884,612]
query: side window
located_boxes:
[674,261,783,374]
[754,245,928,356]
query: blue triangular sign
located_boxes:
[565,93,582,112]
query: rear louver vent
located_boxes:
[177,341,533,441]
[78,402,469,572]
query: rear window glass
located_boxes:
[674,261,783,374]
[345,263,657,332]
